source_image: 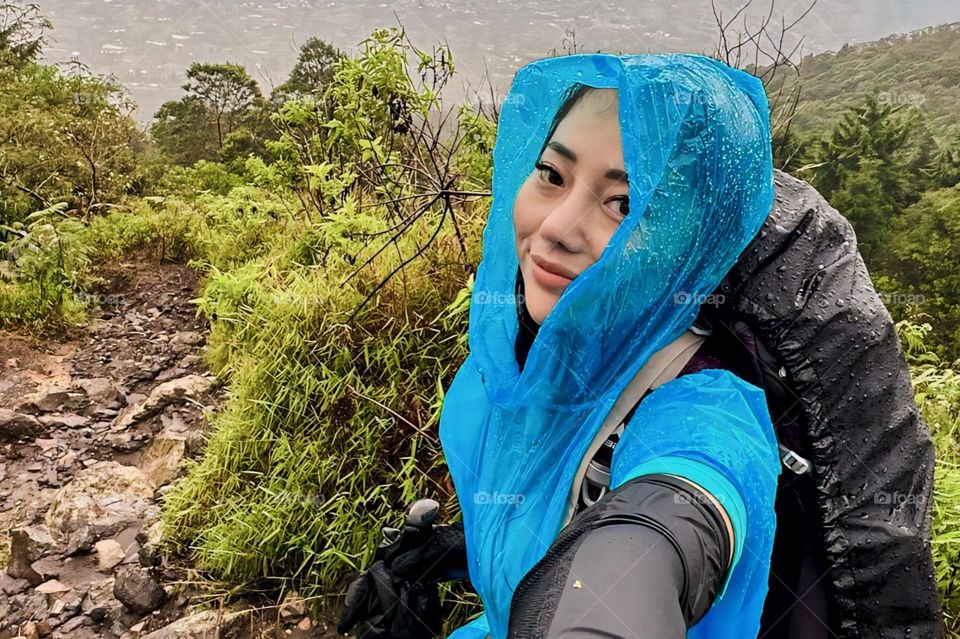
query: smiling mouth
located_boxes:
[530,256,574,289]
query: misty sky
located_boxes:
[34,0,960,122]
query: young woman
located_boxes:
[338,52,940,639]
[432,53,782,639]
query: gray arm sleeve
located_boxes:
[507,473,732,639]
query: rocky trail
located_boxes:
[0,254,333,639]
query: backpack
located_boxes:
[570,169,942,638]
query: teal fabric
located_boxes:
[439,52,780,639]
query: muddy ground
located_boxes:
[0,252,341,639]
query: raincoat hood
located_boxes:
[468,52,774,409]
[439,52,778,639]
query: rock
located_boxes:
[113,525,142,565]
[0,409,45,442]
[74,377,118,404]
[95,540,126,570]
[122,392,147,407]
[139,435,185,487]
[51,588,84,616]
[113,565,166,614]
[104,432,143,453]
[60,614,88,633]
[279,590,305,619]
[35,437,60,451]
[171,331,204,347]
[5,356,20,367]
[136,521,164,568]
[26,386,72,412]
[159,410,187,433]
[138,610,247,639]
[44,461,157,554]
[0,570,30,595]
[154,367,187,382]
[177,354,202,368]
[21,620,39,639]
[113,375,212,430]
[8,526,58,584]
[49,597,66,614]
[56,450,78,470]
[30,556,62,582]
[297,617,313,630]
[5,589,48,627]
[37,413,89,429]
[82,576,121,622]
[36,578,71,594]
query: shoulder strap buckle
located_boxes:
[778,443,811,474]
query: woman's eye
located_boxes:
[534,160,563,186]
[610,196,630,217]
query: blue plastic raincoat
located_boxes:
[438,53,782,639]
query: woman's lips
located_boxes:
[531,258,574,289]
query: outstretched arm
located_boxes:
[508,472,734,639]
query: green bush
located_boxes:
[899,320,960,634]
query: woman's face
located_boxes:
[513,88,628,325]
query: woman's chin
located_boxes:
[524,293,557,325]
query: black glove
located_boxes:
[337,558,443,639]
[391,521,468,584]
[337,500,469,639]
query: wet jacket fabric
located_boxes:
[438,52,782,639]
[704,169,943,638]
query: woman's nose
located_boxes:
[537,187,595,252]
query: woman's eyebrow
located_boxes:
[545,141,629,184]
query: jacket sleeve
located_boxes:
[507,473,733,639]
[507,368,782,639]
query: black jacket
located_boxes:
[511,169,942,637]
[702,169,943,638]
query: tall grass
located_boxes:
[900,320,960,635]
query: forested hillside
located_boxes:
[777,22,960,141]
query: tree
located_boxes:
[885,185,960,359]
[925,141,960,189]
[151,62,270,165]
[151,96,219,166]
[0,1,50,67]
[812,91,917,200]
[182,62,262,148]
[273,37,344,102]
[58,60,141,215]
[1,57,139,222]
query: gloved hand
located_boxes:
[337,499,469,639]
[391,520,469,584]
